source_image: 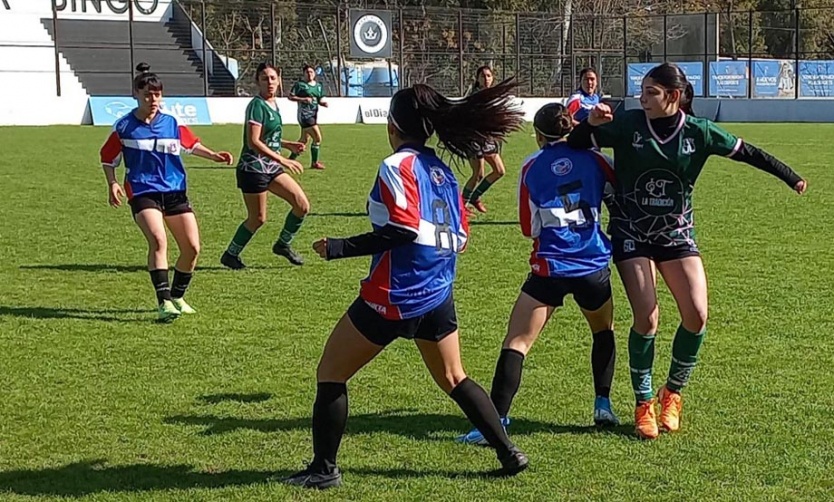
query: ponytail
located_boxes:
[389,78,524,159]
[133,62,162,92]
[681,81,695,116]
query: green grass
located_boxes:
[1,122,832,501]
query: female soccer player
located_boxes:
[566,67,601,124]
[568,62,807,439]
[221,63,308,269]
[458,103,619,446]
[461,65,508,213]
[288,64,328,170]
[283,79,529,490]
[100,63,233,321]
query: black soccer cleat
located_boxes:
[283,465,342,490]
[220,251,246,270]
[272,241,304,266]
[497,446,529,476]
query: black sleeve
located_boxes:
[732,142,803,188]
[325,225,418,260]
[567,120,596,150]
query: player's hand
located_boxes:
[281,157,304,175]
[320,101,329,108]
[588,103,614,126]
[306,97,315,104]
[214,151,234,165]
[108,182,125,208]
[794,179,807,195]
[285,142,306,155]
[313,238,328,259]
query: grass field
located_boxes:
[1,122,833,501]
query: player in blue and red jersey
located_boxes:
[566,67,601,124]
[283,79,528,490]
[458,103,621,446]
[100,63,233,322]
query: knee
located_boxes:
[492,163,506,178]
[148,233,167,254]
[188,240,201,259]
[682,306,708,333]
[443,370,469,394]
[316,361,348,384]
[248,213,267,229]
[633,307,659,335]
[295,196,310,217]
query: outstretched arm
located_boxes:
[730,142,805,193]
[316,226,418,260]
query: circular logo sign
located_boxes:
[634,169,684,216]
[354,14,388,54]
[550,158,573,176]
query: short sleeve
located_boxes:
[704,120,743,157]
[179,127,200,153]
[375,156,421,232]
[100,129,122,167]
[290,82,302,96]
[566,95,581,117]
[247,100,267,127]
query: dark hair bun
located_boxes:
[136,62,151,74]
[534,102,573,139]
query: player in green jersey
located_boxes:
[221,63,309,270]
[461,65,508,214]
[568,62,807,440]
[288,64,328,170]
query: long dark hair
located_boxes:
[133,62,162,92]
[389,78,524,159]
[473,65,492,89]
[534,103,573,140]
[645,62,694,115]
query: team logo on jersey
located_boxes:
[166,141,181,155]
[430,166,446,186]
[632,131,644,149]
[550,158,573,176]
[682,137,696,155]
[635,169,683,216]
[354,14,389,54]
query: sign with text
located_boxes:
[89,96,212,126]
[627,62,704,97]
[709,61,749,97]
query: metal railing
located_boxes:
[4,0,834,98]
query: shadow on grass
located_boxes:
[0,459,284,497]
[0,306,148,322]
[198,393,273,404]
[20,264,228,273]
[165,408,636,439]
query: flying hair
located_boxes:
[389,78,524,159]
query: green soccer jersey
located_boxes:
[239,96,283,174]
[592,109,741,246]
[291,80,324,122]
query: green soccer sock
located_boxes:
[226,222,255,257]
[470,178,494,202]
[629,328,656,403]
[462,186,474,204]
[666,325,706,393]
[278,211,305,246]
[311,143,321,164]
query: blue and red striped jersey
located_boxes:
[361,145,469,320]
[566,89,601,123]
[519,141,614,278]
[100,110,201,198]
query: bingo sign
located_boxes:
[349,10,392,59]
[627,62,704,97]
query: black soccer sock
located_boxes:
[311,382,347,473]
[450,378,514,457]
[149,269,171,305]
[490,349,525,417]
[591,329,616,398]
[170,269,193,300]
